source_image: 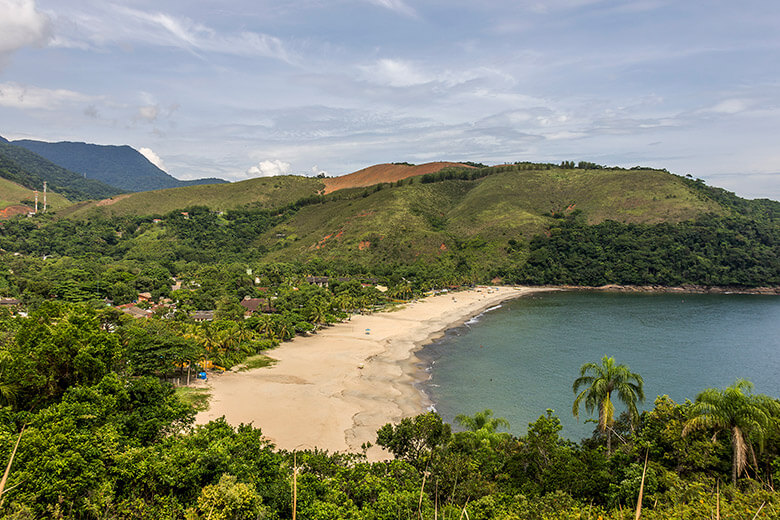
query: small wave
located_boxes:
[429,383,439,387]
[464,303,503,326]
[426,404,438,413]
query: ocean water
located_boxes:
[417,291,780,441]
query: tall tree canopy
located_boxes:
[683,379,780,485]
[572,356,645,454]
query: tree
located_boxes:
[376,412,451,468]
[682,379,780,485]
[454,409,511,449]
[455,409,510,434]
[572,356,644,454]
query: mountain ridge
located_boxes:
[11,139,227,192]
[0,139,124,201]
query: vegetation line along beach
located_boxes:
[196,286,550,459]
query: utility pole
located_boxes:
[43,181,47,212]
[34,190,38,214]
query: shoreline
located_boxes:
[195,285,553,459]
[559,283,780,295]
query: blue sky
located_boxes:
[1,0,779,199]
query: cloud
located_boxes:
[246,159,291,177]
[704,98,750,115]
[139,147,167,171]
[137,105,159,122]
[363,0,417,17]
[49,5,293,63]
[0,0,51,67]
[311,165,328,177]
[0,82,89,109]
[359,59,433,87]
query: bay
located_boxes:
[418,291,780,441]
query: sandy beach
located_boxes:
[195,285,550,459]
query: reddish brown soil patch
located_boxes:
[358,241,371,250]
[0,205,32,219]
[322,162,474,194]
[96,193,133,206]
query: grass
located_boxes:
[0,177,70,211]
[60,175,325,218]
[238,354,276,372]
[175,386,211,411]
[256,166,724,267]
[47,164,737,269]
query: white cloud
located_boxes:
[246,159,291,177]
[139,147,167,171]
[138,105,159,121]
[0,82,89,109]
[364,0,417,17]
[360,59,433,87]
[705,98,750,115]
[310,165,328,177]
[50,5,293,63]
[0,0,50,66]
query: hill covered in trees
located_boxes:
[11,139,227,192]
[0,139,123,201]
[1,162,777,292]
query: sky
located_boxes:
[1,0,779,200]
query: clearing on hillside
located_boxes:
[322,162,473,194]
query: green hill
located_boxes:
[12,139,227,192]
[255,166,725,267]
[0,140,123,201]
[2,162,777,288]
[60,174,325,218]
[0,176,71,217]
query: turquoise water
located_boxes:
[418,291,780,441]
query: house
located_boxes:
[120,306,153,319]
[190,310,215,322]
[239,297,275,316]
[304,276,351,287]
[137,292,153,302]
[0,298,21,306]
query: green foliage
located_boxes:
[683,379,780,484]
[513,213,780,287]
[12,139,227,193]
[1,302,122,410]
[191,474,264,520]
[376,411,451,468]
[0,140,122,201]
[573,356,645,454]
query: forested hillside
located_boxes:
[0,140,123,201]
[0,163,777,294]
[12,139,227,192]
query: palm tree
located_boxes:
[455,409,510,433]
[572,355,645,455]
[455,409,511,448]
[682,379,780,485]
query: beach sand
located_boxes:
[195,285,549,459]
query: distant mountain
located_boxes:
[0,136,8,144]
[0,140,124,201]
[12,139,227,192]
